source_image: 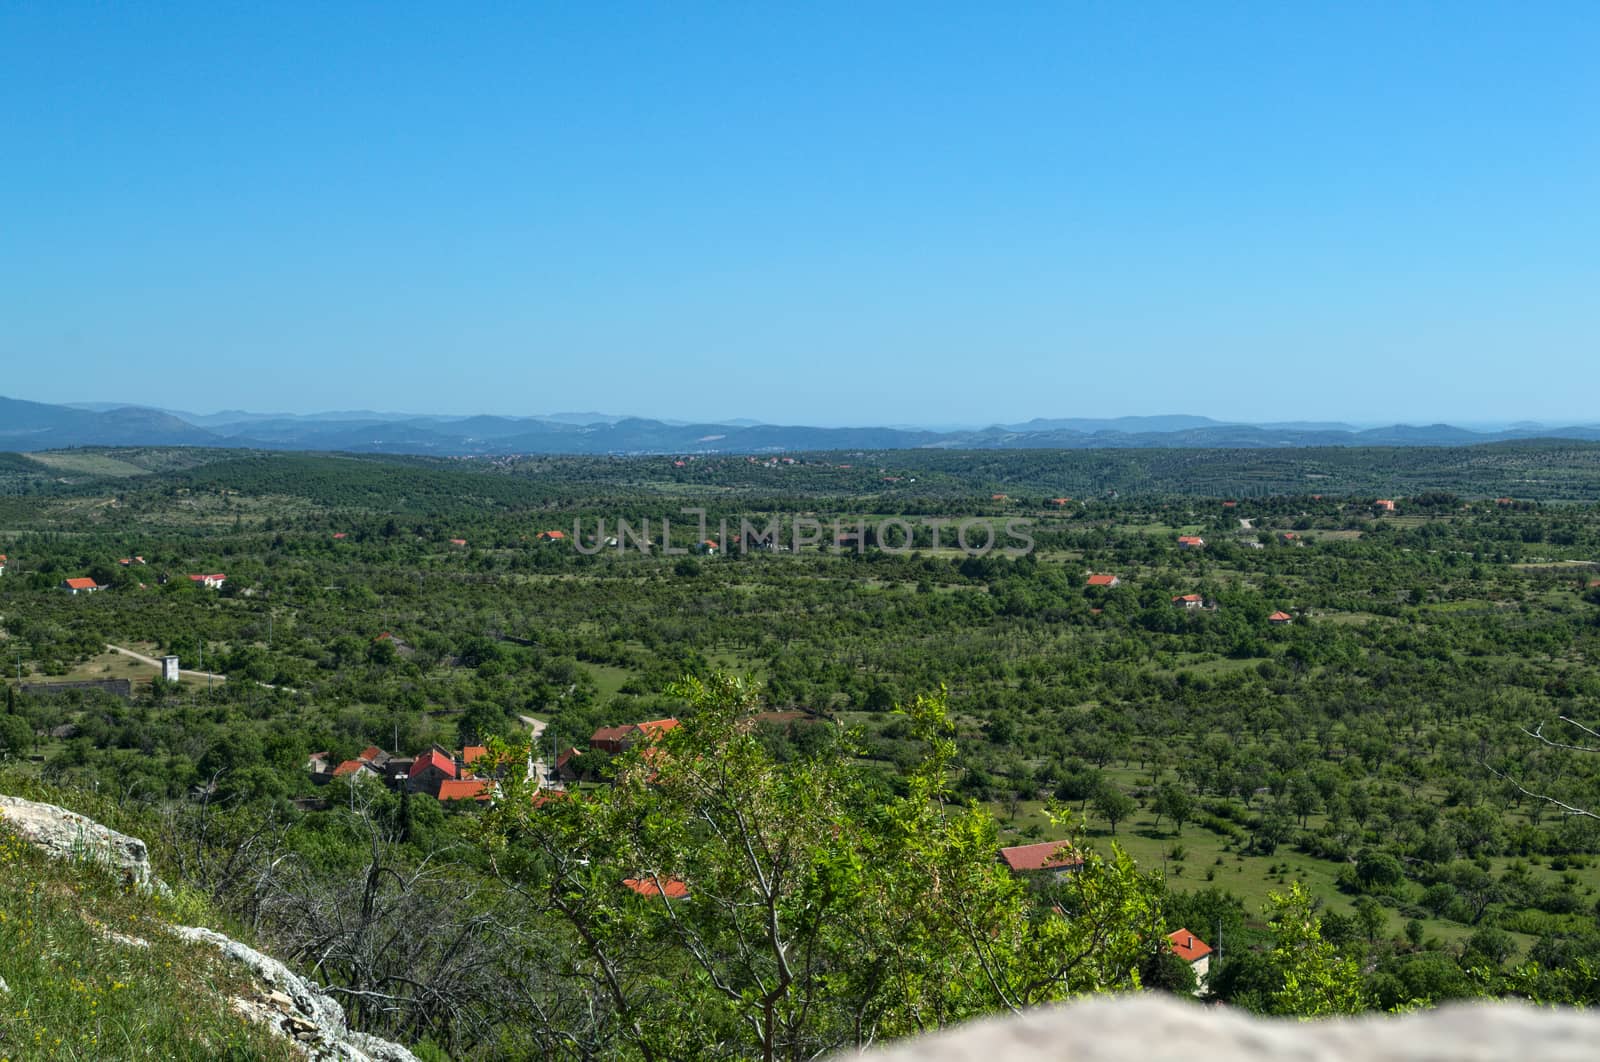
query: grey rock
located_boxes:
[0,794,164,893]
[850,995,1600,1062]
[172,925,420,1062]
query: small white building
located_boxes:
[1168,928,1213,988]
[187,573,227,590]
[161,655,181,683]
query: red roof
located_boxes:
[64,577,99,590]
[188,573,226,582]
[1050,498,1071,506]
[590,724,634,746]
[622,877,689,899]
[437,779,491,801]
[332,532,347,539]
[462,745,488,766]
[1177,535,1205,545]
[539,530,566,540]
[331,759,368,777]
[1222,500,1237,507]
[1269,611,1293,622]
[634,718,679,740]
[1173,594,1204,603]
[410,748,458,779]
[449,538,467,546]
[1086,574,1118,586]
[998,840,1083,874]
[1168,928,1213,963]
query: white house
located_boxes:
[188,573,227,590]
[62,577,103,595]
[1168,928,1213,988]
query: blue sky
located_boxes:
[2,3,1597,426]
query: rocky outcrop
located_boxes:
[1,794,417,1062]
[0,794,164,893]
[172,926,420,1061]
[854,995,1600,1061]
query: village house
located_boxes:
[1167,928,1213,986]
[0,554,7,576]
[1269,611,1294,625]
[1240,538,1265,549]
[188,573,227,589]
[695,539,720,555]
[449,538,468,547]
[1086,573,1120,588]
[408,747,459,796]
[590,718,680,754]
[437,779,493,802]
[997,840,1083,879]
[1177,535,1206,549]
[330,759,383,783]
[1279,532,1302,545]
[537,530,566,542]
[1375,499,1397,512]
[62,577,103,595]
[1049,497,1071,507]
[1172,593,1207,610]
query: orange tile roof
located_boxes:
[1173,594,1204,603]
[1269,611,1293,622]
[410,748,457,779]
[437,779,491,801]
[998,840,1082,873]
[64,577,98,590]
[1086,574,1118,586]
[622,876,689,899]
[1168,928,1213,963]
[462,745,488,765]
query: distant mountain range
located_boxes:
[8,396,1600,455]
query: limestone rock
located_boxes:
[173,925,420,1062]
[0,794,164,893]
[850,995,1600,1062]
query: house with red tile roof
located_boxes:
[187,573,227,589]
[331,759,382,782]
[62,577,103,594]
[437,779,493,802]
[537,530,566,542]
[1086,573,1119,588]
[1374,499,1396,512]
[590,718,680,754]
[0,554,8,576]
[1172,593,1206,610]
[408,748,458,796]
[1268,611,1293,625]
[1177,535,1206,549]
[998,840,1083,878]
[449,538,468,547]
[622,876,689,899]
[1168,928,1213,984]
[1049,497,1071,507]
[332,532,348,539]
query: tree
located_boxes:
[1262,883,1365,1017]
[1151,782,1193,835]
[1093,783,1136,836]
[481,675,1170,1059]
[1353,895,1387,943]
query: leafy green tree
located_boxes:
[1093,783,1136,836]
[481,675,1170,1059]
[1152,783,1193,835]
[1263,883,1365,1016]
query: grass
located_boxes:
[988,790,1548,957]
[0,824,296,1061]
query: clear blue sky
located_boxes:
[3,3,1597,426]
